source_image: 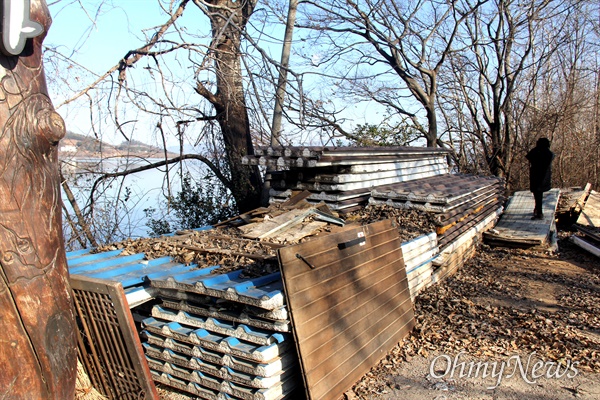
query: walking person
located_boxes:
[526,138,554,220]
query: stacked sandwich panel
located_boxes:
[141,268,299,400]
[370,174,505,249]
[430,207,503,285]
[400,232,439,301]
[243,146,450,213]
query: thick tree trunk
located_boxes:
[425,103,438,147]
[199,0,262,213]
[0,1,77,398]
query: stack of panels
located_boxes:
[369,174,505,249]
[143,269,299,400]
[400,233,439,301]
[244,146,450,170]
[431,207,503,285]
[243,146,449,214]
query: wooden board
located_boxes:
[483,189,560,247]
[577,190,600,227]
[71,275,159,400]
[278,220,415,400]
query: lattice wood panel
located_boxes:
[71,275,158,399]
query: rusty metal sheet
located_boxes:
[71,275,159,400]
[437,200,503,249]
[277,220,415,400]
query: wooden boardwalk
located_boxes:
[484,189,560,248]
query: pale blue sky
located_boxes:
[42,0,390,148]
[47,1,174,71]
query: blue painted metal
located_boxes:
[66,248,91,258]
[67,249,124,267]
[69,252,146,275]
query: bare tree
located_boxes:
[44,0,283,247]
[193,0,263,210]
[439,0,572,182]
[49,0,263,221]
[294,0,485,146]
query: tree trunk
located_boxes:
[425,102,438,147]
[0,1,77,398]
[198,0,262,213]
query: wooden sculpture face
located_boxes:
[0,1,77,398]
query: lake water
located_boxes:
[61,157,202,248]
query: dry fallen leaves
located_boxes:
[351,240,600,398]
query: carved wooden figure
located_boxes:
[0,0,77,398]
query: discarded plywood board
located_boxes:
[238,207,343,240]
[278,220,415,400]
[71,275,159,400]
[483,189,560,248]
[573,183,593,213]
[577,190,600,227]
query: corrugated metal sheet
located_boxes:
[150,270,286,310]
[278,220,415,400]
[66,248,200,308]
[371,174,503,204]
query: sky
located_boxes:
[46,1,158,70]
[44,1,203,148]
[42,0,393,150]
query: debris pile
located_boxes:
[345,205,438,242]
[68,146,518,400]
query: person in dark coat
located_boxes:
[526,138,554,220]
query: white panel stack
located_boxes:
[243,146,450,214]
[401,232,438,301]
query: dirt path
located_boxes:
[350,235,600,399]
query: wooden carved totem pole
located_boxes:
[0,0,77,398]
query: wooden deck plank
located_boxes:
[484,189,560,247]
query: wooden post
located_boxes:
[0,1,77,398]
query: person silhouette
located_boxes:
[526,138,554,220]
